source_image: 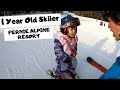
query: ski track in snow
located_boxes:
[0,11,120,79]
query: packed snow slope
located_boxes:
[0,11,120,79]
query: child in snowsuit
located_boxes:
[53,15,80,79]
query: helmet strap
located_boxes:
[66,29,69,35]
[64,27,68,35]
[64,27,69,35]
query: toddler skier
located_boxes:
[52,15,80,79]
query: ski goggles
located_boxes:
[70,18,81,27]
[61,18,80,28]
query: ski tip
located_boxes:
[87,57,93,63]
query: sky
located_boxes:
[0,11,120,79]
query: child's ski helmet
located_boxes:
[60,15,80,34]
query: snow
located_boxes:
[0,11,120,79]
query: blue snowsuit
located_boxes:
[99,56,120,79]
[54,32,78,76]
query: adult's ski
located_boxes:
[87,57,107,73]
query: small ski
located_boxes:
[46,68,59,79]
[87,57,107,73]
[65,71,79,79]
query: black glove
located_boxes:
[64,56,76,63]
[64,56,72,63]
[64,59,71,63]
